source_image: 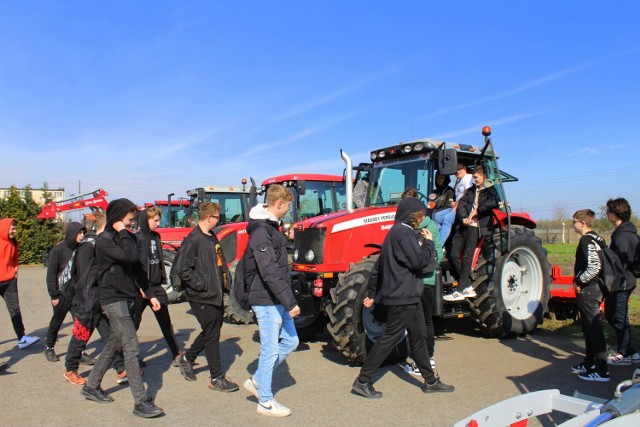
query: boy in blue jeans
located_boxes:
[243,185,300,417]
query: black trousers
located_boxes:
[65,303,110,371]
[420,286,435,359]
[577,284,608,372]
[0,278,25,340]
[604,289,636,356]
[358,302,437,384]
[136,298,180,359]
[450,225,479,288]
[46,293,73,348]
[185,302,224,379]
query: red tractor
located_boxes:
[158,174,353,323]
[157,179,260,304]
[217,173,352,324]
[290,127,556,363]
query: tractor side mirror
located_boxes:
[296,180,306,195]
[438,148,457,175]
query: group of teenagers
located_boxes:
[21,185,304,418]
[0,165,500,418]
[570,198,640,382]
[3,169,637,418]
[352,162,502,398]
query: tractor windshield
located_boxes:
[368,154,432,206]
[270,181,347,223]
[185,192,252,226]
[158,204,189,228]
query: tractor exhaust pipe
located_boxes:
[341,149,354,213]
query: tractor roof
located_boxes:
[262,174,345,186]
[369,138,495,162]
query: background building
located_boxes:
[0,187,65,206]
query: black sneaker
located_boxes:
[422,379,455,393]
[578,370,610,382]
[79,352,96,365]
[44,348,59,362]
[133,396,164,418]
[571,363,595,374]
[81,385,114,403]
[209,376,239,392]
[351,379,383,399]
[176,353,196,381]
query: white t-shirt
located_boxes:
[453,174,473,201]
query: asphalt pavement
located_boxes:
[1,266,638,426]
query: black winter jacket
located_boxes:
[177,224,226,306]
[246,205,296,310]
[367,198,436,306]
[135,209,169,305]
[96,198,151,306]
[433,175,455,213]
[456,183,500,237]
[610,221,638,291]
[46,222,85,299]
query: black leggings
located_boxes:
[46,293,73,349]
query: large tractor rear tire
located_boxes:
[468,226,551,338]
[223,260,255,325]
[162,250,185,304]
[327,256,407,365]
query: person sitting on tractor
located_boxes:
[445,165,499,302]
[431,174,455,245]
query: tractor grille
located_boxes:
[294,227,326,265]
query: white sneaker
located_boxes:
[607,352,631,366]
[243,377,259,398]
[18,335,40,349]
[430,357,436,369]
[443,291,465,302]
[403,362,421,376]
[461,286,476,298]
[630,353,640,364]
[257,399,292,417]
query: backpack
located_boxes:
[57,248,79,297]
[595,240,628,294]
[75,238,98,312]
[169,248,184,292]
[630,234,640,279]
[233,252,253,311]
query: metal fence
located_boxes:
[535,227,612,245]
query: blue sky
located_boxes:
[1,1,638,220]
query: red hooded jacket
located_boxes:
[0,218,19,282]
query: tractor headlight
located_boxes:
[293,249,299,261]
[305,249,315,262]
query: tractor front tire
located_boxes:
[327,256,406,365]
[223,261,255,325]
[469,226,551,338]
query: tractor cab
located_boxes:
[261,174,348,222]
[365,128,515,222]
[185,179,259,227]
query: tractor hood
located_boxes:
[295,205,397,235]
